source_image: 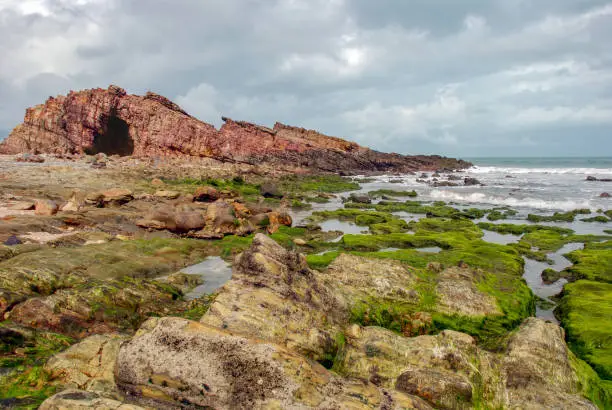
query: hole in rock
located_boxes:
[87,112,134,156]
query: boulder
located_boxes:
[204,201,237,234]
[35,199,59,216]
[463,177,481,186]
[201,234,347,360]
[4,235,22,246]
[586,176,598,181]
[193,186,220,202]
[348,193,372,204]
[173,211,206,232]
[101,189,133,206]
[600,192,610,198]
[116,317,426,409]
[502,318,597,409]
[260,182,282,198]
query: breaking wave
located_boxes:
[428,190,592,211]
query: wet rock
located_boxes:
[260,182,282,198]
[541,268,560,284]
[348,193,372,204]
[46,334,127,395]
[39,389,144,410]
[153,190,180,199]
[600,192,610,198]
[35,199,59,216]
[586,176,612,182]
[193,186,220,202]
[463,177,481,186]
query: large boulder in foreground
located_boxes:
[200,233,347,360]
[116,316,428,409]
[0,85,471,173]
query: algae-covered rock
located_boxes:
[117,316,426,409]
[45,334,127,396]
[436,266,500,317]
[502,317,598,409]
[557,280,612,381]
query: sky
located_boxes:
[1,0,611,157]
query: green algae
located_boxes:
[279,174,359,194]
[0,326,73,409]
[582,215,611,223]
[527,208,591,223]
[557,280,612,381]
[477,222,573,236]
[569,352,612,409]
[367,189,417,198]
[563,241,612,283]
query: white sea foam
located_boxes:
[428,190,591,211]
[469,166,612,175]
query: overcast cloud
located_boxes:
[1,0,611,157]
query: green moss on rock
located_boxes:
[557,280,612,381]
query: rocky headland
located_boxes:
[0,85,470,174]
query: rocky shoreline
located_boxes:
[0,154,610,409]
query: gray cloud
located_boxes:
[1,0,611,157]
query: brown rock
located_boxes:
[266,211,292,234]
[174,211,206,232]
[153,190,180,199]
[231,201,250,218]
[193,186,220,202]
[35,199,59,216]
[0,85,471,173]
[101,188,133,206]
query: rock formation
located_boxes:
[0,85,470,173]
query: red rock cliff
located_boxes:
[0,85,470,172]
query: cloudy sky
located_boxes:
[1,0,611,157]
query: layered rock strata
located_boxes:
[0,85,470,173]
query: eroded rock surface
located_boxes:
[116,316,429,410]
